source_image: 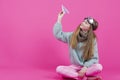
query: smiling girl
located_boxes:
[53,11,103,80]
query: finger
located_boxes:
[60,11,63,15]
[58,11,62,17]
[58,11,63,15]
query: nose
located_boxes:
[81,22,84,25]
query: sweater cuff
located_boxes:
[84,62,92,68]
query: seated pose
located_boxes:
[53,11,103,80]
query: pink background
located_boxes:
[0,0,120,79]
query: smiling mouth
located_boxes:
[80,27,89,32]
[80,27,83,31]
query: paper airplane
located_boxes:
[61,4,70,14]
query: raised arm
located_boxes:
[53,11,72,43]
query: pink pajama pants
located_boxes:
[56,64,103,80]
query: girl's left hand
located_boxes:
[78,67,88,78]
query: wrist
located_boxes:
[83,66,88,69]
[82,67,88,71]
[57,19,62,23]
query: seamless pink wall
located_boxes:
[0,0,120,70]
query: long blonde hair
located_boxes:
[70,24,96,61]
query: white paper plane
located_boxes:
[61,4,70,14]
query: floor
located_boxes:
[0,68,119,80]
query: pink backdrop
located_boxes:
[0,0,120,73]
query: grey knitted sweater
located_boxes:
[53,22,99,67]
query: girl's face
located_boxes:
[80,20,91,31]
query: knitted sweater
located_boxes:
[53,22,99,67]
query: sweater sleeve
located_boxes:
[83,38,99,67]
[53,22,72,43]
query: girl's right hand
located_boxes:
[78,67,87,78]
[57,11,65,23]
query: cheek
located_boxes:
[86,26,90,29]
[80,25,82,28]
[85,25,90,29]
[79,25,83,29]
[85,27,90,31]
